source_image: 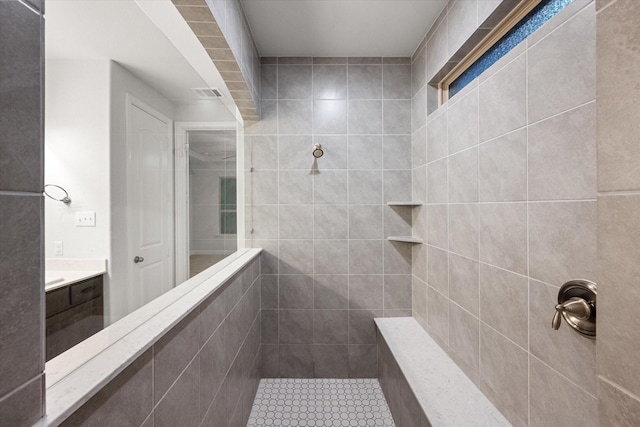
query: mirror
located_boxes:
[44,0,243,362]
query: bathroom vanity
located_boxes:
[45,259,107,361]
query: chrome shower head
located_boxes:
[313,144,324,158]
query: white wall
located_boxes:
[109,61,175,324]
[44,59,111,260]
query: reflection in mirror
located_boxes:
[188,130,238,277]
[43,0,243,362]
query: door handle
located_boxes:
[134,256,145,264]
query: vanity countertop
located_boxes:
[45,259,107,292]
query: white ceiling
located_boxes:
[240,0,448,57]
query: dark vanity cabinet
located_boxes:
[46,275,104,361]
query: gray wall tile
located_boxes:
[479,128,527,202]
[0,195,42,398]
[479,53,526,142]
[479,202,527,275]
[528,102,597,201]
[529,357,597,427]
[0,1,42,192]
[479,324,528,426]
[527,4,595,123]
[61,350,153,427]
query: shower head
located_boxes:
[313,144,324,158]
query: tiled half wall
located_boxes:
[245,57,414,378]
[59,257,262,427]
[411,0,598,426]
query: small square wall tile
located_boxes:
[383,170,412,203]
[313,310,348,344]
[279,310,313,344]
[278,240,313,274]
[348,240,383,275]
[312,345,349,378]
[279,205,313,239]
[314,205,348,239]
[313,64,347,100]
[314,274,349,309]
[348,65,382,99]
[278,100,312,134]
[278,65,312,99]
[314,239,349,274]
[314,170,348,204]
[349,275,383,309]
[279,171,313,204]
[313,100,347,134]
[383,275,411,309]
[348,345,378,378]
[279,275,313,309]
[348,135,382,169]
[348,170,382,204]
[348,100,383,134]
[349,205,383,239]
[279,345,313,377]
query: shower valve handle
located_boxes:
[552,297,591,330]
[134,256,145,264]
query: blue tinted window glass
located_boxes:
[449,0,574,98]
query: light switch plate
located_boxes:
[75,211,96,227]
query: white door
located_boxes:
[127,99,174,308]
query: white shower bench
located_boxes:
[375,317,511,427]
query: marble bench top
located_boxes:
[375,317,512,427]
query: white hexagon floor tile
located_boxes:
[247,378,396,427]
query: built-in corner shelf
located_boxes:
[387,201,423,207]
[387,236,424,244]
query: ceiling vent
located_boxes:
[192,88,223,99]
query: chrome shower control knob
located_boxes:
[551,280,597,339]
[134,256,145,264]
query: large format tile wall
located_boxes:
[596,0,640,424]
[60,257,262,427]
[246,57,413,378]
[0,0,46,425]
[411,1,598,426]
